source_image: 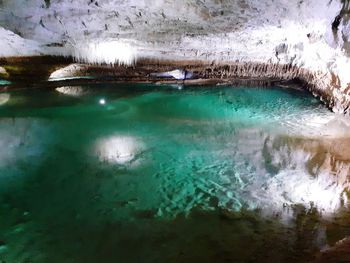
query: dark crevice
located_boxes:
[44,0,50,8]
[332,14,342,31]
[331,0,350,31]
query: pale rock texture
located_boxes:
[49,63,89,80]
[1,0,350,113]
[0,27,42,57]
[0,66,7,76]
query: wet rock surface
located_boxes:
[314,237,350,262]
[1,57,347,114]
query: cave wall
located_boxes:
[1,0,350,113]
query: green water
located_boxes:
[0,84,348,262]
[0,80,11,86]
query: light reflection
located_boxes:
[0,66,7,75]
[247,146,350,219]
[0,93,10,105]
[0,118,52,179]
[94,136,144,165]
[0,80,11,85]
[170,84,184,90]
[49,64,87,80]
[302,113,350,137]
[49,76,93,82]
[99,98,106,105]
[261,170,347,216]
[277,110,350,138]
[72,40,137,66]
[56,86,86,96]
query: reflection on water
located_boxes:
[94,135,144,165]
[0,80,11,86]
[0,93,10,105]
[56,86,87,96]
[0,84,350,262]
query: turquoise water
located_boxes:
[0,84,349,262]
[0,80,11,85]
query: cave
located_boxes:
[1,1,350,262]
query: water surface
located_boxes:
[0,84,350,262]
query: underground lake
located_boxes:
[0,83,350,262]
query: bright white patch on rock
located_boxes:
[0,0,342,64]
[49,64,89,80]
[2,0,350,111]
[0,27,42,57]
[70,40,137,66]
[0,67,7,75]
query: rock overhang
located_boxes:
[1,0,350,114]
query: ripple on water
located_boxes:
[0,84,350,262]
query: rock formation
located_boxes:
[1,0,350,113]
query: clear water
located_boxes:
[0,84,350,263]
[0,80,11,86]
